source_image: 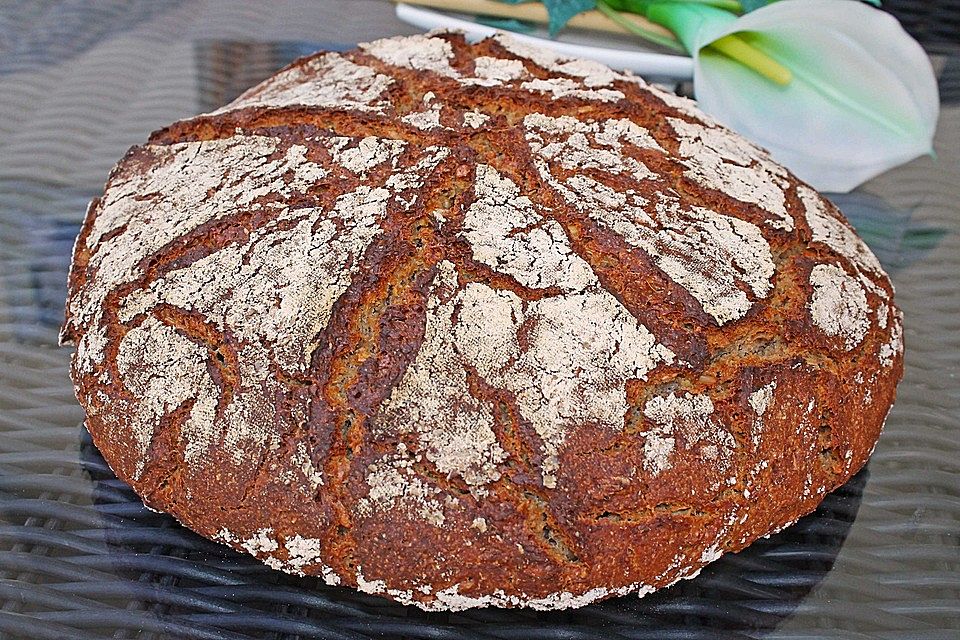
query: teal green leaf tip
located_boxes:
[497,0,598,35]
[476,16,539,33]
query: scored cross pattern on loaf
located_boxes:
[61,31,903,611]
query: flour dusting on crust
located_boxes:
[749,382,776,417]
[375,261,508,488]
[462,164,594,291]
[669,118,793,231]
[809,263,870,349]
[472,56,527,83]
[526,114,775,325]
[214,53,395,114]
[357,445,449,527]
[116,317,217,476]
[525,113,661,182]
[493,33,625,87]
[82,134,449,472]
[640,392,735,476]
[879,307,904,367]
[378,167,673,489]
[520,78,625,102]
[798,185,886,281]
[362,33,460,77]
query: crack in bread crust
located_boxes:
[64,31,903,611]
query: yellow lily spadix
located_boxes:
[706,33,792,86]
[640,0,939,192]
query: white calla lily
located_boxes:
[652,0,939,192]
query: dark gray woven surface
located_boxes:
[0,2,958,638]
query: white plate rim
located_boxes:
[394,2,694,81]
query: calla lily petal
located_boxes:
[691,0,939,192]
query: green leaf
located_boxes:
[547,0,598,35]
[739,0,775,12]
[595,0,685,50]
[643,2,738,53]
[475,16,538,33]
[605,0,741,12]
[497,0,597,35]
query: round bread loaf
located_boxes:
[61,31,903,611]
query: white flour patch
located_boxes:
[669,118,793,231]
[879,307,904,367]
[520,78,624,102]
[471,56,527,84]
[640,392,735,476]
[381,168,673,490]
[425,583,612,612]
[700,543,723,564]
[356,449,448,527]
[809,263,870,349]
[116,317,219,477]
[282,144,328,191]
[748,381,777,447]
[407,578,655,611]
[528,117,775,325]
[645,194,775,325]
[494,34,623,87]
[462,165,594,291]
[212,53,394,114]
[75,324,108,376]
[749,382,776,417]
[798,185,888,300]
[402,104,445,130]
[321,136,406,178]
[362,34,459,77]
[462,110,490,129]
[241,529,279,555]
[877,306,889,329]
[355,568,388,595]
[376,262,508,488]
[283,535,339,584]
[525,113,662,182]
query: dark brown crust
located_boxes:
[63,32,903,610]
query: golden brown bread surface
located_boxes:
[61,32,903,610]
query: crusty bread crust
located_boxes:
[62,32,903,611]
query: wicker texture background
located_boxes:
[0,2,958,638]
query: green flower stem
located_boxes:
[707,33,792,85]
[642,2,792,87]
[607,0,743,14]
[674,0,742,12]
[642,2,737,51]
[595,0,685,51]
[601,1,796,87]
